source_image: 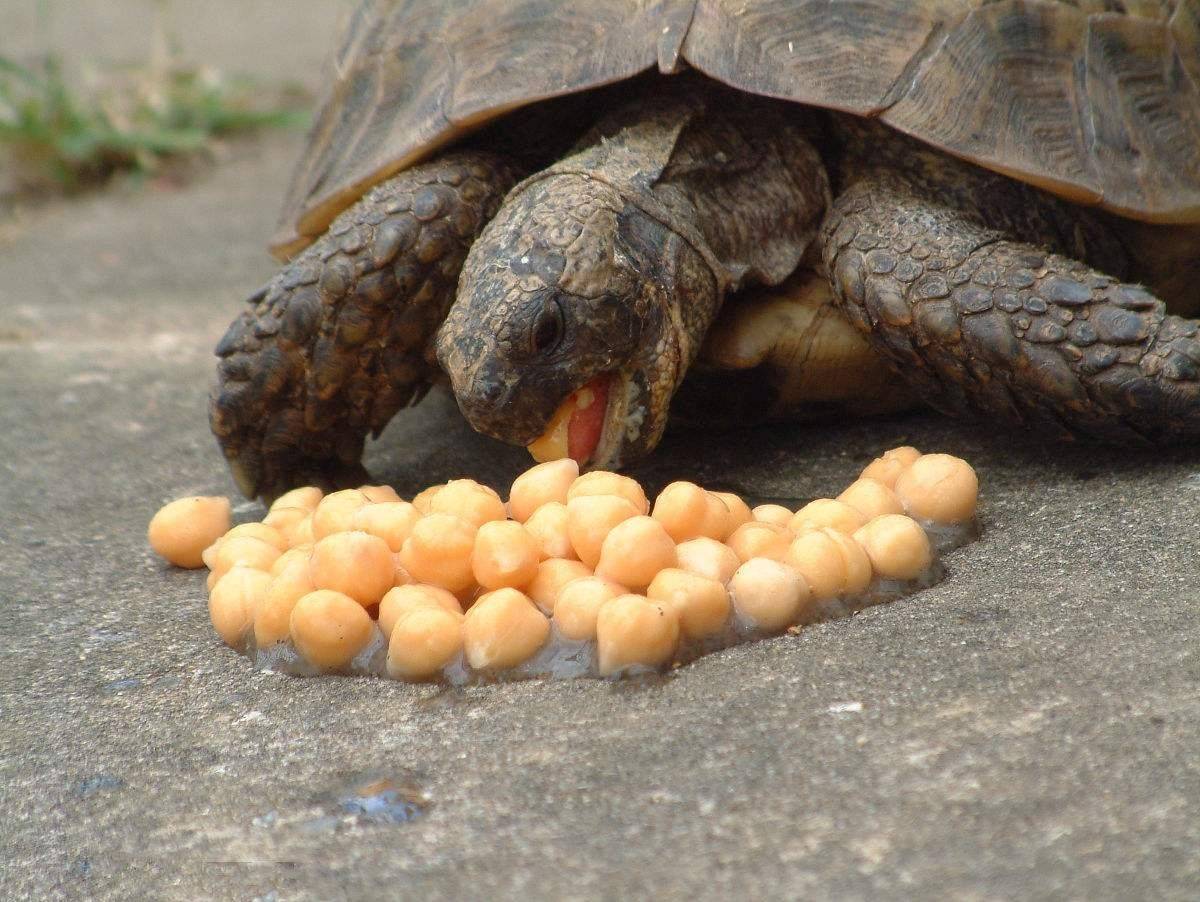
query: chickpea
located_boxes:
[728,559,809,631]
[566,494,640,568]
[752,504,794,528]
[429,478,506,529]
[523,502,577,560]
[351,501,421,552]
[307,530,395,608]
[837,478,904,521]
[508,458,579,523]
[270,486,324,512]
[387,607,465,681]
[789,498,867,535]
[290,515,316,547]
[379,584,464,640]
[726,522,792,563]
[596,594,680,676]
[211,535,282,580]
[398,513,477,594]
[148,496,231,568]
[710,491,752,540]
[651,481,723,542]
[595,516,676,592]
[254,557,315,647]
[359,484,402,503]
[471,520,541,590]
[222,522,289,552]
[411,483,444,514]
[821,528,874,595]
[567,470,649,514]
[853,514,933,581]
[674,537,741,585]
[392,553,412,587]
[525,558,592,614]
[311,489,369,540]
[463,588,550,670]
[553,576,621,641]
[893,453,978,524]
[785,530,847,600]
[860,446,921,489]
[209,566,272,648]
[646,568,730,640]
[289,590,376,670]
[262,506,312,545]
[270,545,312,577]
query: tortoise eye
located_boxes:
[531,300,564,354]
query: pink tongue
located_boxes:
[567,375,610,464]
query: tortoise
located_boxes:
[210,0,1200,500]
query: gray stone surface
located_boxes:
[3,5,1200,901]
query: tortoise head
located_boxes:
[436,174,707,469]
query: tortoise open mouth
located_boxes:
[527,372,647,469]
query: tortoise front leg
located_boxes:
[210,151,521,500]
[820,156,1200,443]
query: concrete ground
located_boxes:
[2,4,1199,900]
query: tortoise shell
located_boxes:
[272,0,1200,259]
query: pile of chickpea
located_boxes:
[148,447,979,682]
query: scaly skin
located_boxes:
[438,85,830,468]
[821,126,1200,442]
[210,151,521,499]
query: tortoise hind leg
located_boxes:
[820,157,1200,444]
[210,151,521,500]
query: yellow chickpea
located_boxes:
[209,566,272,648]
[523,502,577,560]
[289,515,316,547]
[307,530,395,608]
[837,478,904,521]
[785,530,848,600]
[398,513,478,594]
[789,498,868,535]
[674,537,741,584]
[378,584,464,640]
[525,558,593,614]
[222,522,289,552]
[387,607,465,680]
[726,521,792,563]
[893,453,979,524]
[646,568,731,640]
[392,553,413,587]
[311,489,369,540]
[254,557,315,647]
[471,520,541,590]
[359,484,402,503]
[148,496,231,568]
[728,559,810,631]
[710,491,752,540]
[821,528,874,595]
[508,458,580,523]
[751,504,794,528]
[411,483,444,514]
[552,576,621,641]
[211,535,282,580]
[262,506,312,545]
[596,594,680,676]
[860,446,922,489]
[567,470,649,514]
[463,588,550,670]
[595,516,676,592]
[853,514,933,580]
[270,545,312,577]
[269,485,324,512]
[651,481,721,542]
[289,590,376,670]
[351,501,421,552]
[429,479,506,529]
[566,494,640,568]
